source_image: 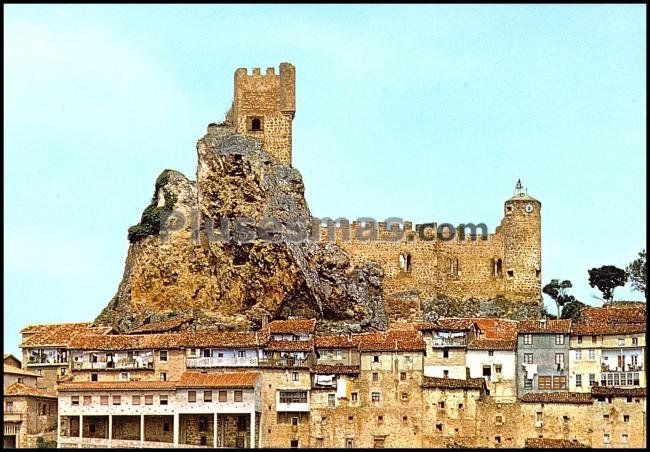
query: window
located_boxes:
[145,395,153,405]
[238,350,246,358]
[536,412,543,422]
[632,337,638,345]
[5,402,13,413]
[371,392,381,402]
[523,353,533,364]
[348,416,354,423]
[575,374,582,387]
[438,401,445,409]
[538,376,552,390]
[591,336,597,344]
[401,392,409,401]
[291,417,299,426]
[120,372,130,381]
[495,364,502,374]
[524,334,532,345]
[373,355,380,363]
[588,349,595,360]
[113,395,121,405]
[483,365,492,378]
[251,117,262,131]
[377,415,384,424]
[555,353,565,369]
[159,350,168,362]
[495,415,503,425]
[219,390,227,402]
[488,350,494,356]
[160,372,167,381]
[204,391,212,402]
[577,335,582,344]
[328,394,335,407]
[71,396,79,406]
[555,334,565,345]
[374,438,385,448]
[589,374,596,386]
[198,416,208,432]
[603,433,610,445]
[603,414,609,422]
[132,395,140,405]
[524,379,533,390]
[279,391,307,404]
[188,391,197,403]
[459,403,464,410]
[495,436,501,444]
[618,338,625,346]
[316,438,324,448]
[443,349,449,358]
[621,433,629,444]
[345,438,354,448]
[372,372,379,382]
[436,423,443,432]
[17,377,24,384]
[443,370,449,378]
[292,372,299,381]
[163,423,170,432]
[91,373,98,382]
[290,440,299,448]
[83,395,92,406]
[575,350,582,360]
[100,395,109,406]
[623,415,630,422]
[507,270,514,278]
[552,376,567,389]
[351,392,358,402]
[400,371,407,381]
[160,395,168,405]
[234,390,243,402]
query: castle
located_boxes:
[229,62,542,320]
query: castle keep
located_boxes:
[229,62,542,320]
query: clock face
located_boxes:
[525,203,534,213]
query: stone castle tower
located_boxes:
[229,62,296,166]
[501,179,542,300]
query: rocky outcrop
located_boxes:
[95,125,386,332]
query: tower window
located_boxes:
[507,270,514,278]
[250,117,263,131]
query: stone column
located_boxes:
[78,414,83,449]
[250,410,255,448]
[108,414,112,447]
[173,413,179,448]
[213,412,218,448]
[140,414,145,445]
[57,414,61,448]
[258,412,263,449]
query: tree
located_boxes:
[626,249,646,295]
[561,299,587,320]
[542,279,574,318]
[588,265,627,302]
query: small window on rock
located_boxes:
[507,270,514,278]
[251,118,262,131]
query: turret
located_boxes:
[501,179,542,301]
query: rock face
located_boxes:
[95,125,386,333]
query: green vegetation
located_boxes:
[626,249,646,295]
[542,279,576,319]
[588,265,627,302]
[127,169,178,243]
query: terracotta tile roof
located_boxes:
[311,364,360,375]
[264,339,314,352]
[472,318,519,340]
[591,386,646,398]
[268,319,316,334]
[358,329,425,352]
[520,392,592,404]
[524,438,589,448]
[419,318,475,332]
[315,335,359,349]
[20,322,112,348]
[4,382,57,399]
[177,371,260,388]
[421,377,486,390]
[3,365,40,377]
[571,322,646,336]
[467,339,516,351]
[58,381,177,392]
[518,319,571,334]
[581,305,646,323]
[127,316,193,334]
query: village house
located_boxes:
[419,318,477,379]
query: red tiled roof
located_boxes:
[177,371,260,389]
[518,319,571,334]
[467,339,516,351]
[421,377,486,390]
[20,323,112,347]
[419,318,475,332]
[315,335,359,349]
[4,382,57,399]
[268,319,316,334]
[3,365,39,377]
[581,304,646,323]
[358,329,425,352]
[524,438,589,448]
[520,392,592,404]
[311,364,360,375]
[264,339,314,352]
[127,317,192,334]
[472,318,519,340]
[571,322,646,335]
[591,386,646,398]
[58,381,177,392]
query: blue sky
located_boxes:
[4,5,646,355]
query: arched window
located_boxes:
[399,253,412,272]
[496,259,503,277]
[251,117,262,131]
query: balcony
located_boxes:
[600,371,641,387]
[430,336,466,347]
[4,411,24,423]
[26,358,67,367]
[186,356,257,368]
[600,363,644,373]
[258,355,314,368]
[72,359,154,371]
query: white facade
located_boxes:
[466,350,517,402]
